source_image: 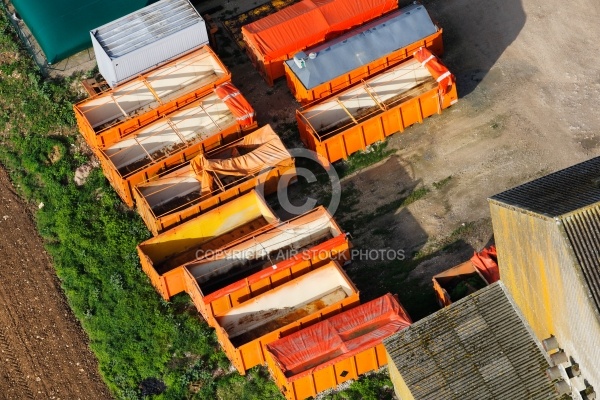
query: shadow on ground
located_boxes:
[424,0,526,96]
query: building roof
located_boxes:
[384,282,558,400]
[92,0,201,59]
[284,3,438,90]
[489,156,600,218]
[490,157,600,313]
[12,0,155,64]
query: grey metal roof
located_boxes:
[284,3,438,90]
[92,0,201,59]
[384,282,558,400]
[490,157,600,218]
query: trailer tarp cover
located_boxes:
[266,294,411,380]
[190,125,290,195]
[470,245,499,283]
[11,0,156,64]
[414,47,454,95]
[214,83,256,126]
[242,0,397,62]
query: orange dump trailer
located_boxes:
[74,46,231,150]
[133,125,296,235]
[182,206,350,328]
[296,51,457,163]
[137,190,278,300]
[265,294,412,400]
[214,261,360,374]
[284,3,443,104]
[432,246,499,307]
[242,0,398,85]
[97,82,256,207]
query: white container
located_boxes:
[91,0,209,87]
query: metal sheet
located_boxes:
[285,3,437,90]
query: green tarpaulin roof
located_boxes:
[12,0,158,64]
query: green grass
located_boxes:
[432,175,452,190]
[320,371,395,400]
[336,141,395,177]
[337,186,430,234]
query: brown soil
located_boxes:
[0,168,111,399]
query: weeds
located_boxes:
[433,175,452,190]
[338,186,430,234]
[336,141,395,177]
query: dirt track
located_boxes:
[0,168,110,399]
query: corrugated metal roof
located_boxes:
[93,0,201,59]
[384,282,557,400]
[561,206,600,314]
[490,157,600,218]
[284,3,437,90]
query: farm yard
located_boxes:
[1,0,600,399]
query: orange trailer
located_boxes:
[296,53,457,163]
[137,190,278,300]
[284,4,443,104]
[432,246,498,307]
[182,206,350,328]
[214,261,360,374]
[133,125,296,235]
[265,294,412,400]
[241,0,398,85]
[97,82,256,207]
[74,46,231,150]
[432,261,489,308]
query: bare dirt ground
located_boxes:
[0,168,110,399]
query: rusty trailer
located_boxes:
[182,206,350,328]
[214,261,359,374]
[133,125,296,235]
[97,82,256,207]
[284,3,443,104]
[74,46,231,150]
[136,190,278,300]
[296,55,457,163]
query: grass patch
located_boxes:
[338,186,430,234]
[336,141,395,177]
[433,175,452,190]
[321,371,395,400]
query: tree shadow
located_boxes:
[419,0,526,96]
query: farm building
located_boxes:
[384,282,559,400]
[489,156,600,391]
[10,0,156,64]
[91,0,208,87]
